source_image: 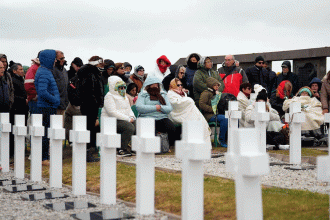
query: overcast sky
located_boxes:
[1,0,330,73]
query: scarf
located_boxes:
[134,72,145,81]
[169,79,185,97]
[157,63,169,74]
[146,87,166,105]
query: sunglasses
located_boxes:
[258,61,264,64]
[177,84,183,87]
[119,67,125,69]
[118,86,126,90]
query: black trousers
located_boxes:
[155,118,178,146]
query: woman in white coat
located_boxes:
[167,78,212,147]
[147,55,171,81]
[101,76,136,156]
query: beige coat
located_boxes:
[283,96,324,131]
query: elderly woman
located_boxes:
[167,78,211,147]
[101,76,136,156]
[135,76,177,148]
[162,65,188,92]
[283,86,324,132]
[130,65,146,93]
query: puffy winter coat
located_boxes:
[218,65,248,97]
[34,49,60,108]
[101,76,135,122]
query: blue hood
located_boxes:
[309,77,322,89]
[141,76,165,93]
[39,49,56,70]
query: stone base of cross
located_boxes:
[285,102,305,167]
[226,128,269,220]
[176,120,211,220]
[96,117,121,205]
[70,116,90,196]
[132,118,160,215]
[13,115,27,179]
[0,113,11,173]
[29,114,44,182]
[48,115,65,188]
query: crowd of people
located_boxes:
[0,50,329,164]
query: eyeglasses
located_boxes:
[179,72,185,74]
[258,61,264,64]
[58,57,65,60]
[177,84,183,87]
[119,67,124,69]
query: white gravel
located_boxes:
[119,154,329,195]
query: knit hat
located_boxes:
[255,56,264,63]
[71,57,83,67]
[124,62,132,69]
[298,87,312,97]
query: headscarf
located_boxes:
[169,78,185,97]
[276,80,292,100]
[298,87,313,97]
[133,65,145,81]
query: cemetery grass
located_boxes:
[21,146,329,219]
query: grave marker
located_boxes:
[176,120,211,220]
[226,128,269,220]
[0,113,11,173]
[285,102,305,165]
[13,115,27,179]
[132,118,160,215]
[29,114,44,182]
[48,115,65,188]
[96,117,121,205]
[70,116,90,196]
[252,102,270,154]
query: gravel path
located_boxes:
[118,154,329,195]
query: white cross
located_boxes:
[285,102,305,165]
[70,116,90,195]
[225,101,241,174]
[96,117,121,205]
[227,128,269,220]
[12,115,27,179]
[0,113,11,173]
[132,118,160,215]
[176,120,211,220]
[29,114,44,182]
[48,115,65,188]
[252,102,270,153]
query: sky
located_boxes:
[1,0,330,73]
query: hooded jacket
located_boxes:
[34,50,60,108]
[130,66,146,93]
[162,65,187,91]
[135,76,172,120]
[199,77,221,121]
[270,80,292,117]
[185,53,201,86]
[0,53,14,111]
[101,76,135,122]
[283,86,324,131]
[218,63,248,97]
[275,61,299,95]
[147,55,171,81]
[193,57,224,107]
[9,68,28,114]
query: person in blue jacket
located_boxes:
[135,76,177,148]
[34,49,60,165]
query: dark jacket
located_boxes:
[0,73,14,112]
[162,65,187,91]
[34,50,60,109]
[199,77,219,121]
[53,65,69,110]
[10,70,28,115]
[309,77,322,101]
[275,61,299,95]
[77,64,104,108]
[185,53,201,99]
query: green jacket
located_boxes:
[193,59,224,108]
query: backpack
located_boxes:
[217,93,237,115]
[68,75,81,106]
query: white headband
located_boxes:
[88,59,103,66]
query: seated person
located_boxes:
[270,80,293,118]
[283,86,324,136]
[237,82,252,127]
[199,77,228,148]
[162,65,188,92]
[126,83,138,106]
[309,77,322,101]
[167,78,211,147]
[135,76,177,149]
[101,76,136,156]
[245,88,283,132]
